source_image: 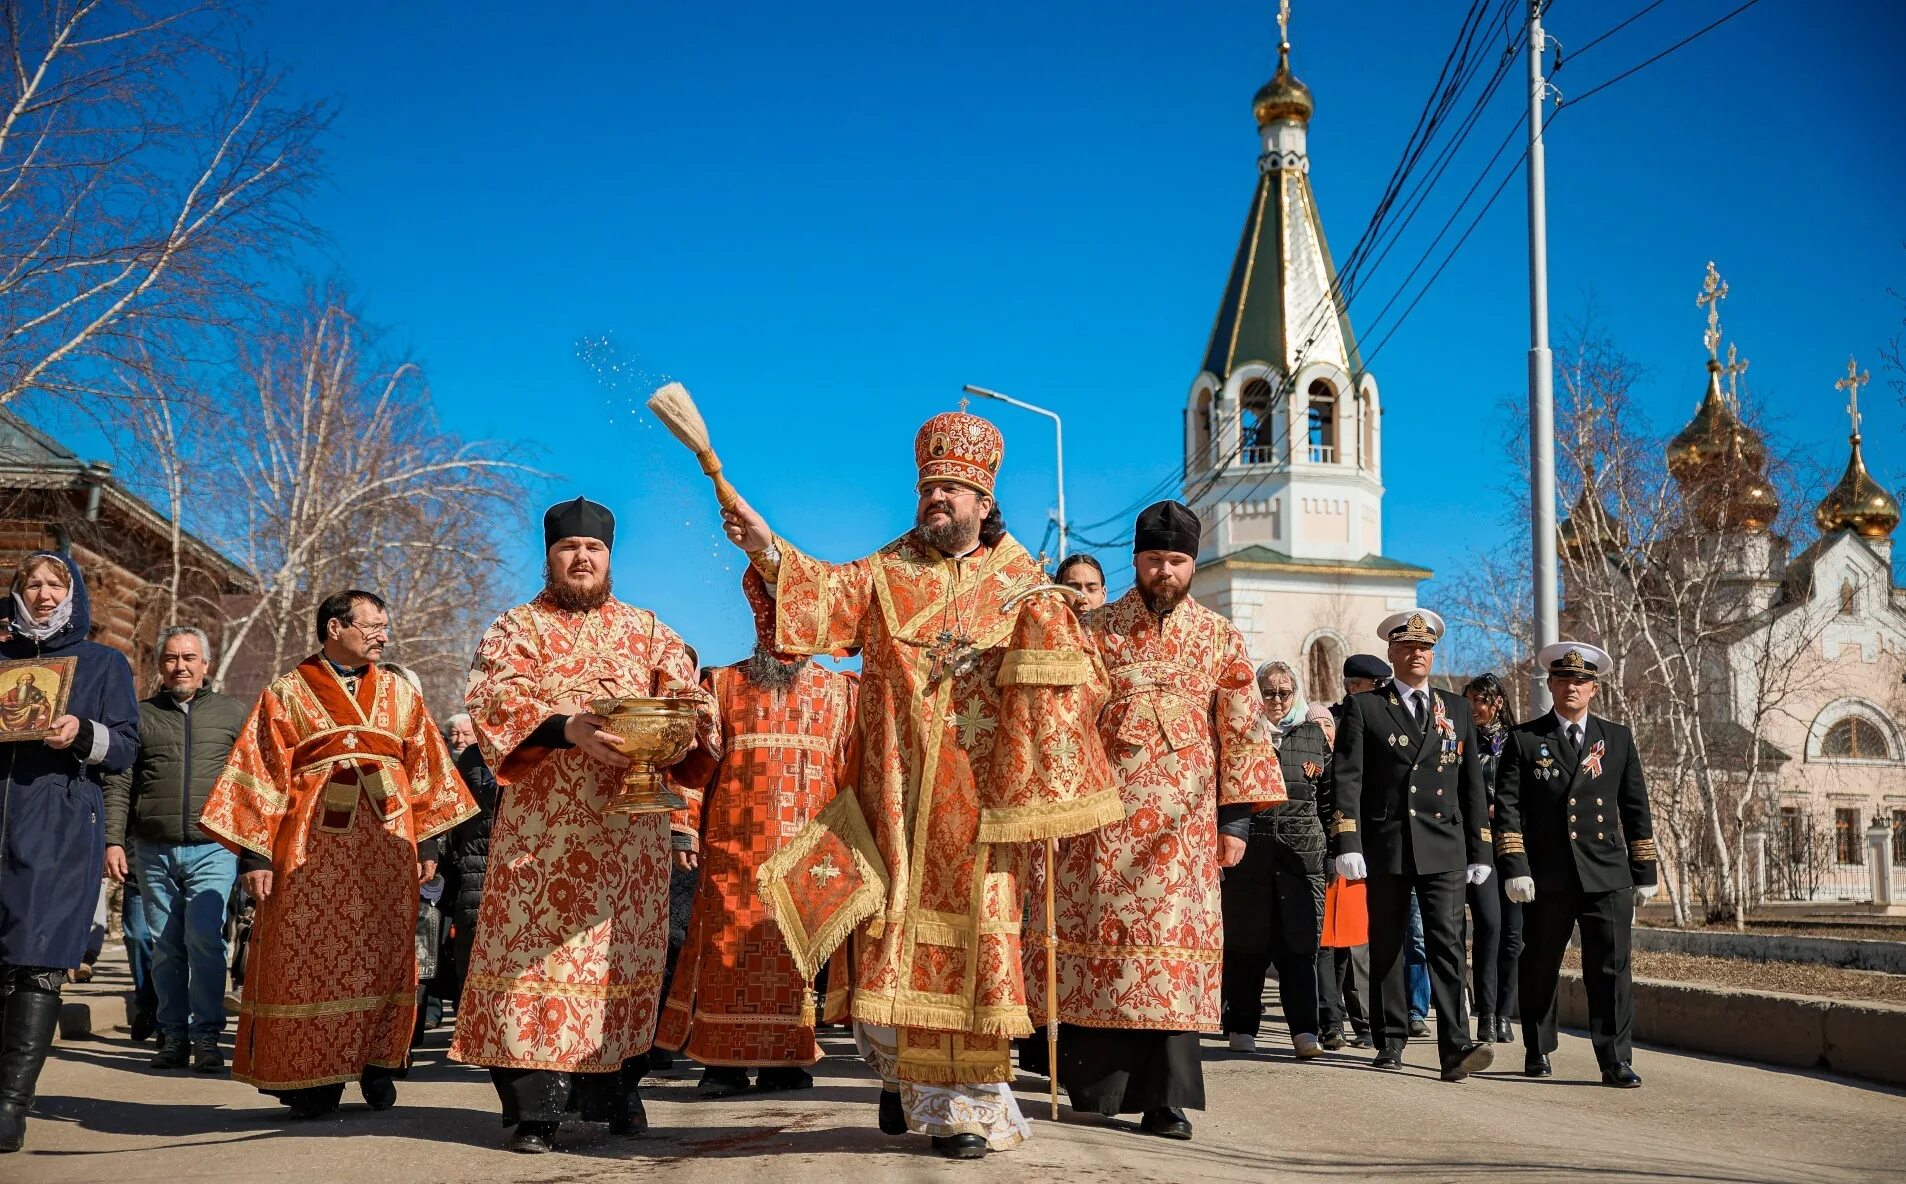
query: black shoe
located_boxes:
[755,1067,813,1092]
[286,1094,339,1120]
[1348,1030,1372,1049]
[149,1037,191,1071]
[878,1088,907,1136]
[1408,1018,1430,1039]
[1372,1044,1404,1070]
[697,1066,751,1097]
[192,1039,224,1074]
[1441,1041,1494,1081]
[129,1008,157,1043]
[0,986,61,1153]
[1475,1016,1496,1043]
[608,1095,648,1136]
[1524,1053,1552,1078]
[1496,1017,1517,1044]
[1139,1107,1193,1140]
[1318,1030,1346,1051]
[360,1074,397,1111]
[1601,1062,1642,1088]
[645,1045,675,1072]
[508,1120,558,1153]
[932,1133,989,1159]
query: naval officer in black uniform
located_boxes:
[1329,610,1494,1081]
[1496,641,1656,1087]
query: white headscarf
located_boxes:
[10,586,74,643]
[1255,660,1309,734]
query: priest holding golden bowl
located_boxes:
[451,497,716,1154]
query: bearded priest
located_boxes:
[451,498,717,1154]
[720,409,1121,1160]
[1028,501,1284,1141]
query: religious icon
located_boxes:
[0,656,76,742]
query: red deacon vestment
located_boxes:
[655,658,859,1067]
[200,658,475,1092]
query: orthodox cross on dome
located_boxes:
[1836,355,1870,440]
[1278,0,1292,47]
[1722,342,1748,411]
[1696,260,1728,361]
[957,395,970,413]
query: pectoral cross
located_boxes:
[1696,260,1728,360]
[1837,356,1870,438]
[927,628,979,685]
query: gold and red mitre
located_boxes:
[915,409,1004,494]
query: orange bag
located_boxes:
[1320,875,1369,948]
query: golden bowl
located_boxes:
[588,696,698,815]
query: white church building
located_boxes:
[1185,32,1429,702]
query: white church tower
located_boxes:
[1185,13,1429,702]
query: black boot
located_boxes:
[696,1066,751,1098]
[932,1133,989,1159]
[878,1088,907,1136]
[755,1066,813,1092]
[0,973,62,1154]
[508,1120,558,1153]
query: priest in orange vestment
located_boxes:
[654,578,860,1096]
[451,498,716,1155]
[1028,502,1283,1142]
[199,589,475,1119]
[720,409,1121,1160]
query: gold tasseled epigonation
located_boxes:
[1253,41,1314,127]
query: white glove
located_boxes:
[1334,852,1367,881]
[1635,883,1659,903]
[1465,863,1491,886]
[1505,876,1535,904]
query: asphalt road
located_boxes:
[13,947,1903,1184]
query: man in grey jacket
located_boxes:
[102,626,247,1073]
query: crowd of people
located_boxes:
[0,408,1658,1160]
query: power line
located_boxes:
[1564,0,1667,61]
[1567,0,1767,105]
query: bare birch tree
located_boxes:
[0,0,326,409]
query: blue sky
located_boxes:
[77,1,1906,664]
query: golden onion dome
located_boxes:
[1814,434,1900,539]
[1557,487,1624,557]
[1667,361,1767,478]
[1253,43,1314,127]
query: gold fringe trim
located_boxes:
[995,648,1091,687]
[976,785,1124,844]
[756,792,889,981]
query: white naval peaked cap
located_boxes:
[1376,609,1445,646]
[1537,641,1612,679]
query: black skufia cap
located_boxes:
[544,497,615,549]
[1133,500,1201,556]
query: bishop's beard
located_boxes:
[1138,580,1189,616]
[739,643,808,691]
[544,564,613,613]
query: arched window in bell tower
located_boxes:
[1307,379,1337,464]
[1240,377,1285,465]
[1358,387,1374,470]
[1189,387,1214,474]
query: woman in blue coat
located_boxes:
[0,551,137,1153]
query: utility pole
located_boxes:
[1526,0,1558,712]
[962,384,1067,560]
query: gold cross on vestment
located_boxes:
[808,854,843,885]
[1837,356,1870,438]
[343,733,359,749]
[952,706,997,748]
[1696,260,1728,360]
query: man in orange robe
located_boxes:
[1027,501,1283,1141]
[655,578,860,1096]
[451,498,716,1154]
[720,408,1121,1160]
[199,589,474,1119]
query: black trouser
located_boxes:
[268,1062,398,1109]
[490,1060,643,1126]
[1520,885,1633,1069]
[1467,876,1523,1020]
[1367,870,1468,1065]
[1317,943,1369,1037]
[1219,835,1323,1039]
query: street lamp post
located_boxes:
[962,384,1067,561]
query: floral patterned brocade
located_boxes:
[1028,590,1283,1033]
[762,532,1119,1083]
[450,596,716,1073]
[199,658,476,1091]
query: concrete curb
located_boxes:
[1634,927,1906,974]
[1557,971,1906,1087]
